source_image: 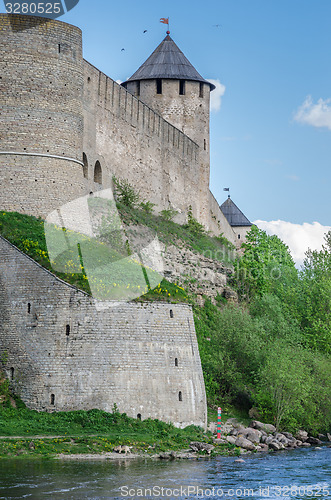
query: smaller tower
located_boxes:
[122,35,215,227]
[220,196,252,248]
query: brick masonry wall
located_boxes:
[0,13,236,242]
[0,14,86,218]
[0,236,207,429]
[83,61,203,226]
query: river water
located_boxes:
[0,446,329,499]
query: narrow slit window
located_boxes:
[137,413,142,420]
[204,139,207,151]
[10,367,14,380]
[51,394,55,405]
[136,81,140,96]
[28,303,31,314]
[83,152,88,179]
[66,324,70,336]
[179,80,185,95]
[238,234,241,240]
[58,44,61,53]
[170,309,174,318]
[156,79,162,94]
[178,391,182,402]
[175,358,178,367]
[199,82,204,98]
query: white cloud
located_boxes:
[294,96,331,130]
[207,79,226,112]
[254,219,331,268]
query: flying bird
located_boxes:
[212,24,222,28]
[143,30,148,33]
[121,48,125,51]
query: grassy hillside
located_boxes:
[0,210,330,435]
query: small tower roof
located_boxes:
[122,35,215,90]
[220,197,252,227]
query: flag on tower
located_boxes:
[160,18,169,24]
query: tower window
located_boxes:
[137,413,142,420]
[170,309,174,318]
[178,391,182,402]
[51,394,55,405]
[66,324,70,336]
[179,80,185,95]
[175,358,178,367]
[136,81,140,96]
[156,79,162,94]
[238,234,241,240]
[199,82,204,98]
[28,303,31,314]
[94,161,102,184]
[58,44,61,54]
[204,139,207,151]
[10,367,14,380]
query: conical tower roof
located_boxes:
[220,197,252,227]
[122,35,215,90]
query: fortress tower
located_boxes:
[0,14,86,218]
[122,35,215,227]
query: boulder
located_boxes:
[275,433,288,445]
[243,428,262,444]
[306,437,323,446]
[207,422,217,434]
[226,436,236,445]
[327,433,331,442]
[317,434,326,441]
[213,437,227,444]
[190,442,215,454]
[221,423,235,435]
[265,436,274,445]
[250,420,276,433]
[269,440,283,451]
[235,436,256,451]
[282,432,294,439]
[234,458,245,463]
[301,442,311,447]
[258,443,269,452]
[296,440,303,447]
[296,430,308,442]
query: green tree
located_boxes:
[298,230,331,353]
[234,225,298,301]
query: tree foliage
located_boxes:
[234,225,298,301]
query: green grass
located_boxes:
[117,203,235,264]
[0,405,238,458]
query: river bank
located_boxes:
[0,445,330,500]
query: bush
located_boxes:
[113,176,140,208]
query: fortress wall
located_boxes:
[208,190,236,245]
[130,79,212,228]
[0,236,207,429]
[83,61,202,223]
[0,14,86,218]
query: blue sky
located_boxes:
[3,0,330,263]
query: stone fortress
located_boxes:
[0,14,251,428]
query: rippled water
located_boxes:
[0,446,329,499]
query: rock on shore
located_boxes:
[211,419,327,453]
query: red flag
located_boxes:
[160,18,169,25]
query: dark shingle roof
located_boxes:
[220,197,252,227]
[122,35,215,90]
